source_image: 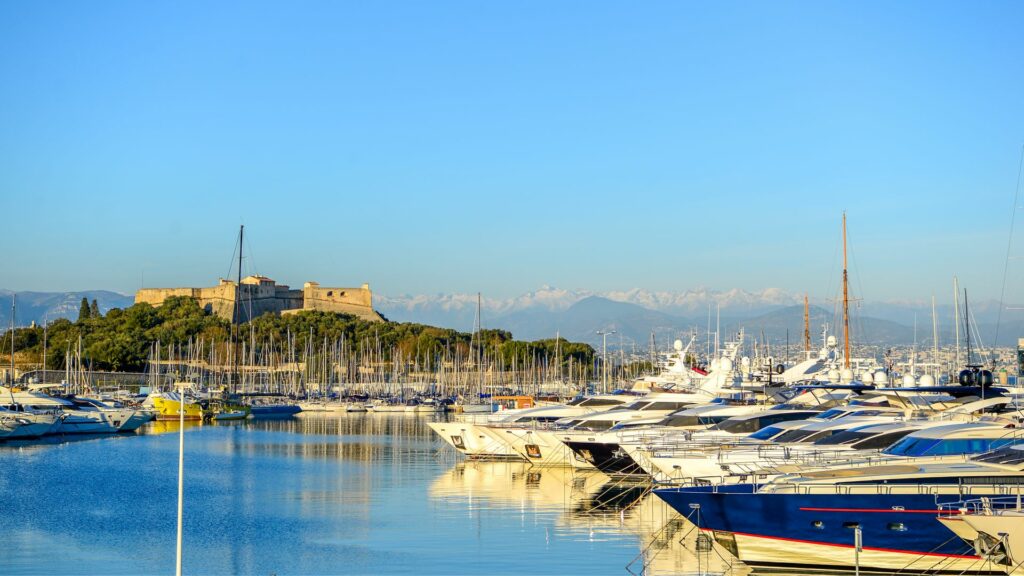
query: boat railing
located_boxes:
[483,420,557,431]
[643,439,761,459]
[753,479,1016,497]
[938,495,1024,517]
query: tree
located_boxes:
[90,299,100,319]
[77,298,90,322]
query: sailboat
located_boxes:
[225,226,292,419]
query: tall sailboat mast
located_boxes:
[931,295,939,378]
[842,212,851,370]
[475,292,482,396]
[9,296,16,402]
[232,225,244,392]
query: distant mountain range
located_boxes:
[0,290,135,328]
[3,287,1022,348]
[375,287,1024,349]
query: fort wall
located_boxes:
[135,276,382,323]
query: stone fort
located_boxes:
[135,276,384,323]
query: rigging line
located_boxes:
[968,305,988,356]
[893,532,966,574]
[847,222,869,350]
[993,144,1024,359]
[625,507,697,576]
[224,229,241,281]
[242,229,259,278]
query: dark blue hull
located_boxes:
[249,405,302,418]
[654,485,999,574]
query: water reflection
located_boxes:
[430,460,749,576]
[144,419,207,435]
[1,413,749,575]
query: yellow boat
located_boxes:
[151,394,204,421]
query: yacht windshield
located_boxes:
[709,418,766,434]
[851,431,913,450]
[661,415,730,428]
[814,430,872,446]
[816,409,847,420]
[579,398,624,407]
[623,401,652,411]
[644,402,693,411]
[883,436,1016,457]
[747,426,784,440]
[972,445,1024,466]
[773,428,818,443]
[576,420,616,432]
[515,416,561,423]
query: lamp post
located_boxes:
[597,330,616,393]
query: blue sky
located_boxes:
[2,1,1022,302]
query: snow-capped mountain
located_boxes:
[375,285,804,326]
[374,286,809,343]
[375,287,1024,347]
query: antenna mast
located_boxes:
[803,294,810,355]
[964,288,972,365]
[842,212,851,370]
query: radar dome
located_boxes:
[827,369,841,382]
[673,339,684,351]
[710,358,721,371]
[919,374,935,387]
[978,370,994,387]
[902,374,916,387]
[720,358,733,372]
[741,356,751,367]
[827,335,838,348]
[873,371,888,385]
[840,368,854,383]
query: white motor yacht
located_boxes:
[6,386,140,434]
[0,403,64,438]
[428,395,628,461]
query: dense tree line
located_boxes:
[2,296,595,373]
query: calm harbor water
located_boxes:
[0,415,747,575]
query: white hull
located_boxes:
[119,410,156,431]
[297,402,348,413]
[368,404,407,413]
[958,513,1024,568]
[713,528,992,574]
[4,420,55,438]
[56,415,119,434]
[405,405,442,413]
[634,449,738,483]
[428,421,523,459]
[504,429,594,469]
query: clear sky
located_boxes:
[2,1,1022,302]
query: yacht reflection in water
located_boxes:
[429,461,749,576]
